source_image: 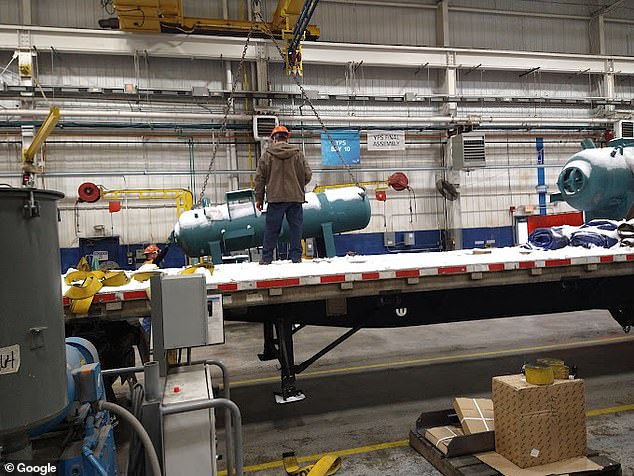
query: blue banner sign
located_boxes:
[321,130,360,166]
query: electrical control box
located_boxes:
[151,274,208,350]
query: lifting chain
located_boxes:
[198,9,364,205]
[197,23,257,207]
[253,10,363,191]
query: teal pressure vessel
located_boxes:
[554,147,634,220]
[174,186,370,258]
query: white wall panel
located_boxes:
[0,0,622,253]
[0,129,589,247]
[451,11,589,54]
[36,53,227,91]
[277,63,438,96]
[606,22,634,57]
[459,71,593,98]
[452,0,600,18]
[616,77,634,99]
[32,0,104,29]
[0,1,21,24]
[311,1,436,46]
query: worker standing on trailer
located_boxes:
[255,125,312,264]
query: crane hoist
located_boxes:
[21,106,60,187]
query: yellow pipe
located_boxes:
[99,188,193,218]
[313,181,388,193]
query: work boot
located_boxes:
[259,259,272,265]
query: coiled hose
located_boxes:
[127,383,146,476]
[99,400,162,476]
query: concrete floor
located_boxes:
[195,310,634,476]
[116,310,634,475]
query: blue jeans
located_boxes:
[262,202,303,263]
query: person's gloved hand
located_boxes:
[256,200,263,211]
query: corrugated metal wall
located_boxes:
[32,0,105,29]
[606,22,634,56]
[311,1,436,46]
[0,1,21,25]
[0,125,583,248]
[450,12,590,54]
[0,1,630,251]
[1,1,633,55]
[35,53,228,91]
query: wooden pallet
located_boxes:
[409,429,622,476]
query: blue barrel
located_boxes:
[175,187,371,257]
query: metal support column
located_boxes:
[536,137,547,215]
[436,0,449,47]
[21,0,32,25]
[441,51,457,116]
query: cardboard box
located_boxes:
[476,451,601,476]
[424,425,464,455]
[492,374,586,468]
[453,397,495,434]
[410,408,495,458]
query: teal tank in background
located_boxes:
[553,146,634,220]
[174,186,371,262]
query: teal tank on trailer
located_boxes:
[552,146,634,220]
[174,186,371,262]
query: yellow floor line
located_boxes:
[218,403,634,475]
[234,440,408,474]
[586,403,634,417]
[232,335,634,386]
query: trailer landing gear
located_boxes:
[259,317,366,403]
[609,307,633,333]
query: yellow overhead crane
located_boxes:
[111,0,320,40]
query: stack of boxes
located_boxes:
[423,397,495,455]
[421,369,594,471]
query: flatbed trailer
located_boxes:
[63,246,634,400]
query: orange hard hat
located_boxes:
[271,125,290,138]
[144,245,159,254]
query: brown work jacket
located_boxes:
[254,142,312,203]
